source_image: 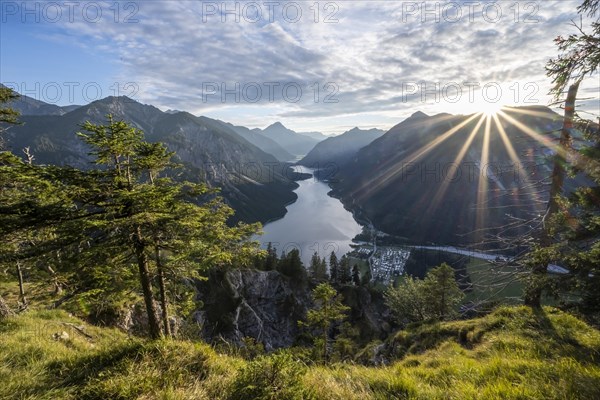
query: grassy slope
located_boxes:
[1,306,599,399]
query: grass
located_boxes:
[1,305,599,399]
[0,309,241,399]
[305,306,600,399]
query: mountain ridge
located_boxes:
[4,94,298,224]
[330,106,566,246]
[298,127,385,170]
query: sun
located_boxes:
[481,102,504,116]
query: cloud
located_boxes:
[11,0,596,131]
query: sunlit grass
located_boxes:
[1,306,599,399]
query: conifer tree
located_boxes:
[302,283,349,362]
[0,86,20,150]
[264,242,278,271]
[1,115,261,338]
[71,116,261,338]
[352,264,361,286]
[309,252,328,283]
[422,263,464,320]
[329,251,339,284]
[525,0,600,307]
[338,255,351,284]
[277,248,307,284]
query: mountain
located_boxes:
[4,96,298,224]
[298,127,385,169]
[3,88,81,116]
[223,122,295,161]
[298,131,328,141]
[261,122,321,157]
[331,107,567,246]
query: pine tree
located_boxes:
[422,263,464,320]
[384,276,429,323]
[352,264,361,286]
[264,242,278,271]
[338,255,351,284]
[308,252,328,283]
[525,0,600,308]
[302,283,349,362]
[1,115,262,338]
[320,258,329,282]
[385,264,463,322]
[74,116,262,338]
[329,251,339,284]
[0,86,20,150]
[278,248,307,284]
[0,89,24,309]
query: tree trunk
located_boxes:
[526,80,581,308]
[134,230,162,339]
[547,80,580,218]
[155,245,172,338]
[16,261,27,306]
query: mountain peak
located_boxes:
[96,95,137,104]
[410,111,428,119]
[267,121,286,129]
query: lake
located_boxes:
[258,166,364,266]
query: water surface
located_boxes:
[259,167,363,266]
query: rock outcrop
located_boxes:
[194,268,394,351]
[195,269,311,350]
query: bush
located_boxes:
[227,351,313,400]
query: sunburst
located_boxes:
[350,105,573,242]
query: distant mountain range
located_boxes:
[298,127,385,170]
[223,122,295,162]
[297,131,328,141]
[4,95,299,224]
[7,88,566,247]
[2,85,81,116]
[260,122,322,158]
[330,107,569,246]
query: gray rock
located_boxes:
[196,269,311,350]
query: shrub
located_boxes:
[227,350,313,400]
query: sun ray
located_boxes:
[502,106,562,121]
[427,113,487,213]
[355,113,482,199]
[497,110,556,150]
[491,113,543,212]
[475,115,492,238]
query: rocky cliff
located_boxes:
[194,268,394,350]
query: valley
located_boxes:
[1,1,599,397]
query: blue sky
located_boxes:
[1,1,598,134]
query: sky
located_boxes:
[1,0,598,135]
